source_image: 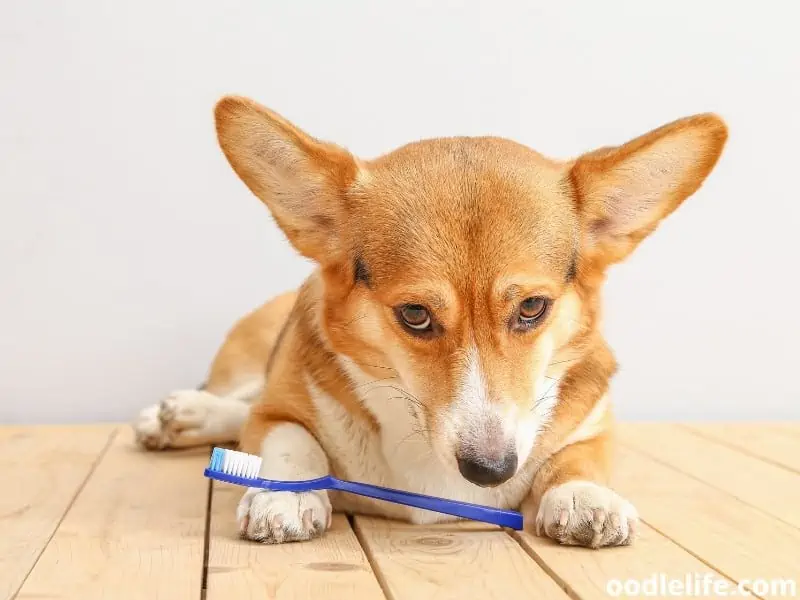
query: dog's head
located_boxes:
[215,97,727,487]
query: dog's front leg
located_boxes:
[236,421,333,544]
[523,434,638,548]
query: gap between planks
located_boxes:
[511,522,739,600]
[205,482,387,600]
[206,485,573,600]
[618,423,800,531]
[611,441,800,595]
[8,424,799,600]
[679,423,800,474]
[0,424,118,600]
[14,428,210,600]
[352,516,568,600]
[200,451,214,600]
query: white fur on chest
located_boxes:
[305,359,535,523]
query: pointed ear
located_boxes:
[214,96,358,263]
[570,113,728,266]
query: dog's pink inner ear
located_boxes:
[570,114,728,262]
[214,96,358,263]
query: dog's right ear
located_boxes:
[214,96,358,263]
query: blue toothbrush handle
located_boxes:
[330,478,523,530]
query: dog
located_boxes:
[134,96,727,548]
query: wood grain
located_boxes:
[353,516,567,600]
[514,523,736,599]
[618,423,800,529]
[611,444,800,585]
[0,424,117,600]
[6,423,800,600]
[206,483,386,600]
[772,423,800,436]
[683,423,800,473]
[14,428,209,600]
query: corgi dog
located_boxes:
[134,96,727,548]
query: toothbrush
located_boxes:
[204,447,523,530]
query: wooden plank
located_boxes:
[353,516,567,600]
[207,483,386,599]
[0,424,117,600]
[619,423,800,529]
[683,423,800,473]
[612,444,800,585]
[770,423,800,438]
[15,428,209,600]
[514,523,736,600]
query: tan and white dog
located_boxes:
[134,96,727,548]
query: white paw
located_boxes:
[132,389,211,450]
[237,488,332,544]
[535,481,638,548]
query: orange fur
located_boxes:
[202,291,296,396]
[136,96,727,547]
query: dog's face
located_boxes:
[335,139,582,486]
[215,97,727,487]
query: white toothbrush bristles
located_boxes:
[220,449,262,479]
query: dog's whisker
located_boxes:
[353,375,398,390]
[531,394,558,410]
[543,376,560,396]
[387,396,426,413]
[532,374,562,410]
[370,383,424,405]
[356,362,398,372]
[342,313,368,328]
[391,426,435,455]
[547,357,581,367]
[386,393,425,410]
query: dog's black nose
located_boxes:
[457,450,518,487]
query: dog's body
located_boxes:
[135,97,727,548]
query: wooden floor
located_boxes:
[2,424,798,600]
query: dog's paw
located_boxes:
[132,390,210,450]
[535,481,638,548]
[237,488,332,544]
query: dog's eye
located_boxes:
[515,296,551,331]
[398,304,432,331]
[520,297,547,319]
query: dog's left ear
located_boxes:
[571,114,728,266]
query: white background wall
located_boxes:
[2,1,798,424]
